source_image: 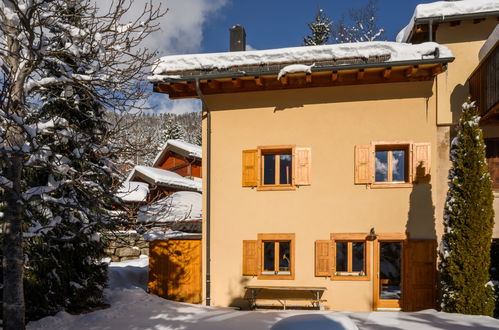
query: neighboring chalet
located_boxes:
[149,0,499,311]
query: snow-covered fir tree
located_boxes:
[333,0,384,43]
[439,99,495,316]
[0,1,163,328]
[303,8,332,46]
[164,116,187,141]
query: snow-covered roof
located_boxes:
[116,181,150,203]
[152,139,202,167]
[479,24,499,61]
[150,41,453,79]
[144,229,202,242]
[127,166,202,192]
[397,0,499,43]
[136,191,202,223]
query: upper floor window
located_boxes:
[261,148,293,186]
[375,145,409,183]
[242,146,311,189]
[354,142,431,186]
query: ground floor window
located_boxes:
[379,241,402,300]
[331,233,370,281]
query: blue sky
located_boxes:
[147,0,437,114]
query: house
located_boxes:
[149,0,499,311]
[153,139,202,178]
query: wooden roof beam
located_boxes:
[331,71,338,82]
[306,73,312,84]
[405,65,419,78]
[232,78,243,88]
[280,75,288,86]
[255,77,263,87]
[208,80,219,89]
[432,64,443,76]
[356,69,365,80]
[383,67,392,79]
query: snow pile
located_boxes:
[116,181,149,202]
[127,166,202,191]
[137,191,202,223]
[151,41,452,77]
[271,314,358,330]
[108,255,149,290]
[397,0,499,43]
[277,63,315,80]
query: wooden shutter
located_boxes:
[242,150,258,187]
[403,240,437,311]
[315,240,332,277]
[295,147,311,186]
[242,240,259,276]
[412,143,431,183]
[354,145,374,184]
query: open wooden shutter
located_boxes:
[403,240,437,311]
[354,145,374,184]
[295,147,311,186]
[242,150,258,187]
[412,143,431,183]
[315,240,332,277]
[242,240,259,276]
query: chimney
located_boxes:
[230,25,246,51]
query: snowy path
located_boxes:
[28,256,499,330]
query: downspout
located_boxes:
[429,18,433,42]
[195,78,211,306]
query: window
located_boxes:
[260,147,294,189]
[354,142,431,186]
[331,234,370,281]
[242,146,311,188]
[375,145,409,183]
[242,234,295,279]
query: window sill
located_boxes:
[331,275,370,281]
[371,183,413,189]
[257,185,296,191]
[258,274,295,280]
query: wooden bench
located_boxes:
[245,286,327,310]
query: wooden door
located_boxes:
[403,240,437,311]
[149,239,202,303]
[374,240,404,310]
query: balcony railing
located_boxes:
[469,42,499,118]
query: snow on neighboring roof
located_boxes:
[150,41,452,77]
[116,181,149,202]
[136,191,202,223]
[143,229,201,242]
[127,166,202,192]
[397,0,499,43]
[479,24,499,61]
[152,139,202,167]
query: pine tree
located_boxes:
[439,99,495,316]
[303,8,332,46]
[165,117,187,141]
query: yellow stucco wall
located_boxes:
[202,81,440,311]
[435,18,498,125]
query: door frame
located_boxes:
[373,233,407,310]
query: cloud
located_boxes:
[94,0,229,55]
[148,94,201,114]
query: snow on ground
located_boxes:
[397,0,499,43]
[28,256,499,330]
[150,42,452,77]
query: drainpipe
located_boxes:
[195,78,211,306]
[428,19,433,42]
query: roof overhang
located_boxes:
[153,57,454,99]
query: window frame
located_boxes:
[331,233,370,281]
[257,233,295,280]
[372,142,412,188]
[257,145,296,191]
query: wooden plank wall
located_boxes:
[149,239,202,303]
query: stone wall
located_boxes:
[105,231,148,262]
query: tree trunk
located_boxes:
[2,155,25,330]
